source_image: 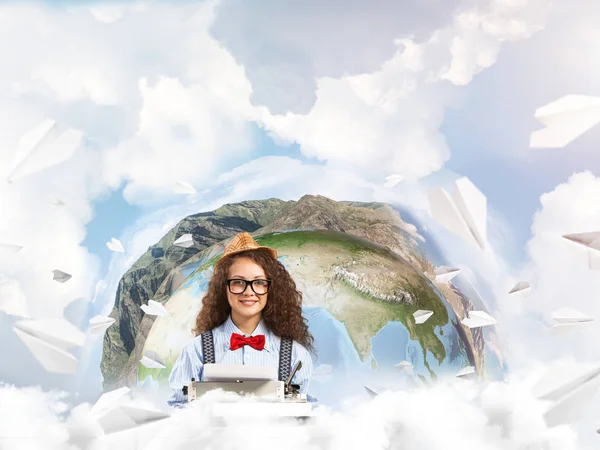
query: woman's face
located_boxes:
[226,257,269,323]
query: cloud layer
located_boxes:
[0,376,583,450]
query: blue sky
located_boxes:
[82,124,314,277]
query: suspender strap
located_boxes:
[201,330,215,364]
[203,330,293,382]
[278,336,293,382]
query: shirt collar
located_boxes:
[222,315,275,353]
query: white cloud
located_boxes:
[0,384,75,450]
[254,0,552,181]
[0,0,257,324]
[498,171,600,367]
[210,0,468,115]
[0,375,585,450]
[0,0,591,445]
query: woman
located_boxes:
[167,232,315,406]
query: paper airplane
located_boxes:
[89,315,115,334]
[173,233,194,248]
[553,307,593,324]
[313,364,333,376]
[562,232,600,269]
[140,299,169,316]
[6,118,83,182]
[428,177,487,249]
[90,387,170,434]
[173,181,196,195]
[529,95,600,148]
[551,307,593,333]
[508,281,531,297]
[384,174,404,188]
[106,238,125,253]
[98,404,170,434]
[13,318,85,373]
[52,269,72,283]
[461,310,497,328]
[434,266,461,284]
[312,364,333,382]
[413,310,433,324]
[90,387,131,417]
[50,198,66,207]
[533,363,600,426]
[456,366,476,377]
[364,385,386,399]
[0,243,23,253]
[394,360,414,374]
[140,350,166,369]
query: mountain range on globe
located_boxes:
[100,195,506,404]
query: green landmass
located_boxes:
[145,228,451,383]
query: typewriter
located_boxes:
[182,361,312,417]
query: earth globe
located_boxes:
[127,198,506,407]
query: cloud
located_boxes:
[0,0,257,326]
[252,0,552,181]
[0,375,584,450]
[473,168,600,427]
[210,0,469,115]
[0,0,589,445]
[0,383,75,450]
[496,171,600,367]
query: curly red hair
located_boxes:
[193,249,315,353]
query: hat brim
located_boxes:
[214,246,278,267]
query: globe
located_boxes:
[137,228,506,406]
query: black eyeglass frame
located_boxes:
[226,278,272,295]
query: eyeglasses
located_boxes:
[226,279,271,295]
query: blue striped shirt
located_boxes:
[167,315,313,406]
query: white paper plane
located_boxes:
[173,233,194,248]
[508,281,531,297]
[551,307,593,334]
[562,232,600,269]
[364,385,387,399]
[106,238,125,253]
[456,366,476,377]
[90,394,171,435]
[413,310,433,324]
[6,118,83,182]
[552,307,593,324]
[140,299,169,316]
[384,174,404,188]
[52,269,72,283]
[50,197,66,207]
[140,350,166,369]
[13,318,85,374]
[92,388,169,435]
[428,177,487,249]
[312,364,333,383]
[529,95,600,148]
[462,310,497,328]
[0,243,23,253]
[533,362,600,426]
[434,266,461,284]
[89,315,115,334]
[90,387,131,417]
[394,360,414,374]
[314,364,333,376]
[173,181,196,195]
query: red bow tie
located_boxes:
[230,333,266,351]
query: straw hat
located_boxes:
[214,232,278,268]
